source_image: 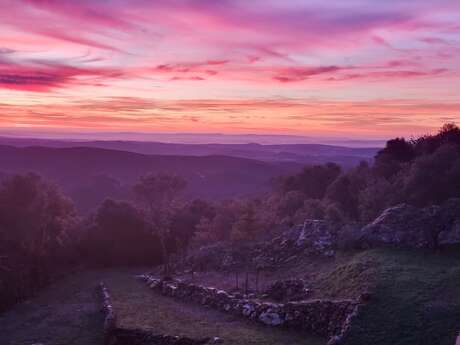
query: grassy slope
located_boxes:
[0,270,106,345]
[327,249,460,345]
[105,272,325,345]
[1,249,458,345]
[177,248,460,345]
[174,253,373,301]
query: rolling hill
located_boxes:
[0,145,301,213]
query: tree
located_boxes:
[281,163,341,199]
[374,138,415,178]
[358,177,395,222]
[276,191,306,225]
[0,173,76,284]
[84,199,161,266]
[0,173,75,255]
[325,161,371,221]
[230,201,262,242]
[413,123,460,155]
[170,199,215,261]
[292,199,326,224]
[133,173,187,275]
[402,144,460,206]
[193,199,266,246]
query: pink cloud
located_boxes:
[419,37,450,45]
[1,96,458,137]
[0,0,459,137]
[273,66,344,83]
[0,58,123,92]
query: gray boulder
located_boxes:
[360,204,439,248]
[360,199,460,249]
[438,198,460,246]
[297,220,336,256]
[259,309,284,326]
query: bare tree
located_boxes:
[133,173,186,276]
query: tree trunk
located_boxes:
[245,271,249,295]
[158,234,169,277]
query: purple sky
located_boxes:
[0,0,459,140]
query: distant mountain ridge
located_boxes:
[0,130,388,147]
[0,137,378,167]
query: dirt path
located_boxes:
[0,270,107,345]
[105,272,326,345]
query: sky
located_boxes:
[0,0,460,141]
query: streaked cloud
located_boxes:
[0,0,459,137]
[1,97,458,137]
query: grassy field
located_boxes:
[105,272,326,345]
[334,249,460,345]
[0,270,106,345]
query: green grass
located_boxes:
[0,270,106,345]
[177,248,460,345]
[334,249,460,345]
[105,272,326,345]
[2,249,458,345]
[312,251,379,300]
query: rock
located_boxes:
[361,199,460,249]
[297,220,336,256]
[360,204,439,248]
[326,336,342,345]
[242,302,256,316]
[264,279,309,302]
[439,221,460,246]
[186,220,338,273]
[259,310,284,326]
[438,198,460,246]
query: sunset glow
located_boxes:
[1,0,460,138]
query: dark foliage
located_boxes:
[281,163,341,199]
[268,123,460,225]
[80,199,163,266]
[0,173,77,311]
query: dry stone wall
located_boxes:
[99,282,117,345]
[140,275,360,343]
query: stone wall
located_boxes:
[140,275,360,343]
[99,282,117,345]
[97,281,211,345]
